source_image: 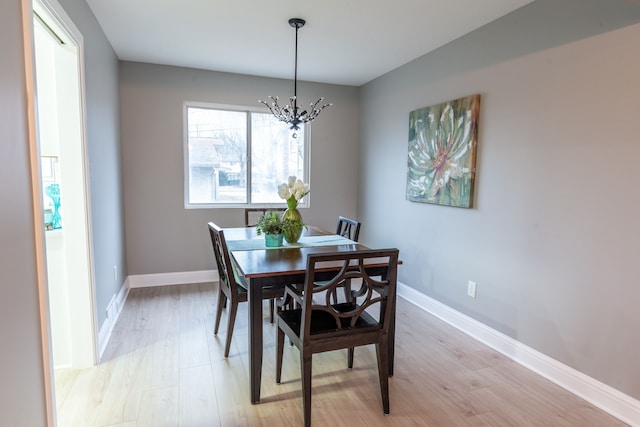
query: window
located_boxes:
[184,103,308,208]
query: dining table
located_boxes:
[224,225,398,404]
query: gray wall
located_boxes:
[359,0,640,400]
[1,1,48,424]
[57,0,126,327]
[119,62,359,275]
[5,0,638,423]
[0,0,123,422]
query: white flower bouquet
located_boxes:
[277,176,310,209]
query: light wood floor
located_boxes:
[54,283,626,426]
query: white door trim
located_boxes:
[23,0,97,423]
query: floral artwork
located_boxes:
[406,94,480,208]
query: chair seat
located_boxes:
[278,302,379,336]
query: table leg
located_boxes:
[248,278,263,404]
[380,269,395,376]
[388,291,396,376]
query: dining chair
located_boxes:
[336,215,361,242]
[289,216,363,308]
[275,248,399,427]
[243,208,286,323]
[332,216,362,303]
[244,207,286,227]
[208,222,284,357]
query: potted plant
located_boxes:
[256,211,286,247]
[255,211,305,247]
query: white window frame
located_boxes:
[183,101,311,209]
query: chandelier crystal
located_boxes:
[260,18,332,138]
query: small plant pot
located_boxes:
[265,233,284,247]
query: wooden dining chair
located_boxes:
[243,208,286,323]
[332,216,362,303]
[275,248,399,427]
[208,222,284,357]
[244,207,286,227]
[336,215,361,242]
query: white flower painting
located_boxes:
[406,94,480,208]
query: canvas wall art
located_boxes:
[406,94,480,208]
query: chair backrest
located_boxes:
[336,216,361,242]
[208,222,241,299]
[245,208,286,227]
[300,249,399,340]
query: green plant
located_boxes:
[255,211,305,236]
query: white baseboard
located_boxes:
[397,282,640,427]
[97,279,129,361]
[127,269,218,288]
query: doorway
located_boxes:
[32,0,96,378]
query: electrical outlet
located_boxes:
[467,280,477,298]
[113,265,118,281]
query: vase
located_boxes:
[265,233,284,247]
[45,183,62,230]
[282,207,303,244]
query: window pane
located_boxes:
[184,104,309,207]
[187,107,247,203]
[250,112,305,203]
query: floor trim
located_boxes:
[97,279,129,361]
[127,269,218,288]
[398,282,640,427]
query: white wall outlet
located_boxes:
[467,280,477,298]
[113,265,118,281]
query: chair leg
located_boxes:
[214,290,226,335]
[276,324,285,384]
[269,299,275,323]
[331,279,353,304]
[343,279,352,303]
[301,349,313,427]
[375,338,390,415]
[330,288,339,304]
[223,300,239,358]
[348,347,355,370]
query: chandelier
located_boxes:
[259,18,332,138]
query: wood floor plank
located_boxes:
[180,323,211,369]
[179,365,219,426]
[136,386,179,427]
[54,283,628,426]
[101,422,137,427]
[55,365,108,426]
[52,368,78,411]
[90,347,147,426]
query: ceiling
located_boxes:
[85,0,534,87]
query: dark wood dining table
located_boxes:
[225,225,398,404]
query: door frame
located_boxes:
[21,0,97,423]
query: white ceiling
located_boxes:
[86,0,534,86]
